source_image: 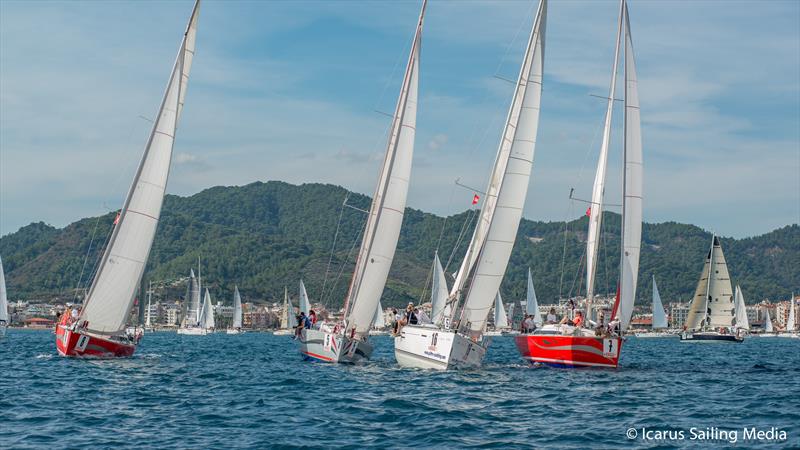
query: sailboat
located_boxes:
[298,279,311,315]
[395,0,546,370]
[759,306,775,337]
[680,236,743,342]
[227,286,244,334]
[143,282,155,332]
[0,256,9,337]
[526,268,542,327]
[274,287,297,336]
[56,0,200,357]
[298,0,424,364]
[778,293,797,338]
[369,301,389,336]
[178,264,207,335]
[485,292,510,336]
[515,0,642,368]
[197,288,215,332]
[733,284,750,336]
[635,276,673,338]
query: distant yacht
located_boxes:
[0,256,8,337]
[680,236,744,343]
[273,287,297,336]
[635,276,674,338]
[226,286,244,334]
[178,263,208,336]
[56,0,201,356]
[778,293,797,338]
[485,292,511,336]
[733,284,750,336]
[369,301,389,336]
[197,289,216,333]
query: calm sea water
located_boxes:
[1,330,798,449]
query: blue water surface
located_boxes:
[1,330,798,449]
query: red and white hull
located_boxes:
[56,325,136,358]
[514,326,622,368]
[298,328,373,364]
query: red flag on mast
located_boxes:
[585,206,592,217]
[472,194,480,205]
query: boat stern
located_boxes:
[515,331,622,368]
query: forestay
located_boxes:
[457,0,546,334]
[344,2,425,334]
[78,1,201,335]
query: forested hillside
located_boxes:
[1,181,797,308]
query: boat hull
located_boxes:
[177,326,208,335]
[226,328,244,335]
[680,331,744,343]
[514,332,622,368]
[273,329,294,336]
[394,325,487,370]
[56,325,136,358]
[299,328,373,364]
[633,331,677,338]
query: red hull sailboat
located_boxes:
[55,0,200,358]
[516,0,643,369]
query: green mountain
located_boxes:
[1,181,797,309]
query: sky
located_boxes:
[1,0,798,239]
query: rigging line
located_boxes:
[71,213,106,302]
[417,254,435,306]
[493,0,538,80]
[323,223,364,312]
[557,199,574,299]
[319,193,349,304]
[603,218,610,298]
[442,207,477,275]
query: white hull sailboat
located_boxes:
[299,1,425,364]
[56,0,201,357]
[396,0,546,370]
[777,293,797,338]
[178,263,207,336]
[226,285,244,334]
[273,287,297,336]
[0,256,8,337]
[635,276,674,338]
[680,236,743,343]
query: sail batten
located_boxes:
[77,1,201,335]
[457,0,547,334]
[343,1,425,334]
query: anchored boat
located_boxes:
[680,236,744,343]
[515,0,643,368]
[395,0,546,370]
[298,0,424,364]
[56,0,200,357]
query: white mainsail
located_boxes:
[343,1,425,335]
[526,268,542,326]
[787,294,796,331]
[615,3,643,331]
[286,288,298,329]
[372,301,385,329]
[0,256,8,324]
[199,288,214,330]
[585,0,624,305]
[685,236,734,330]
[298,280,311,314]
[764,307,774,333]
[429,252,450,326]
[734,285,749,330]
[232,286,243,329]
[493,292,509,329]
[456,0,546,334]
[651,276,667,329]
[77,0,201,336]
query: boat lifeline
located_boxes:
[395,0,546,370]
[56,0,200,357]
[298,0,424,364]
[515,0,643,368]
[680,236,744,343]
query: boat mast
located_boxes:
[586,0,625,322]
[702,234,715,329]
